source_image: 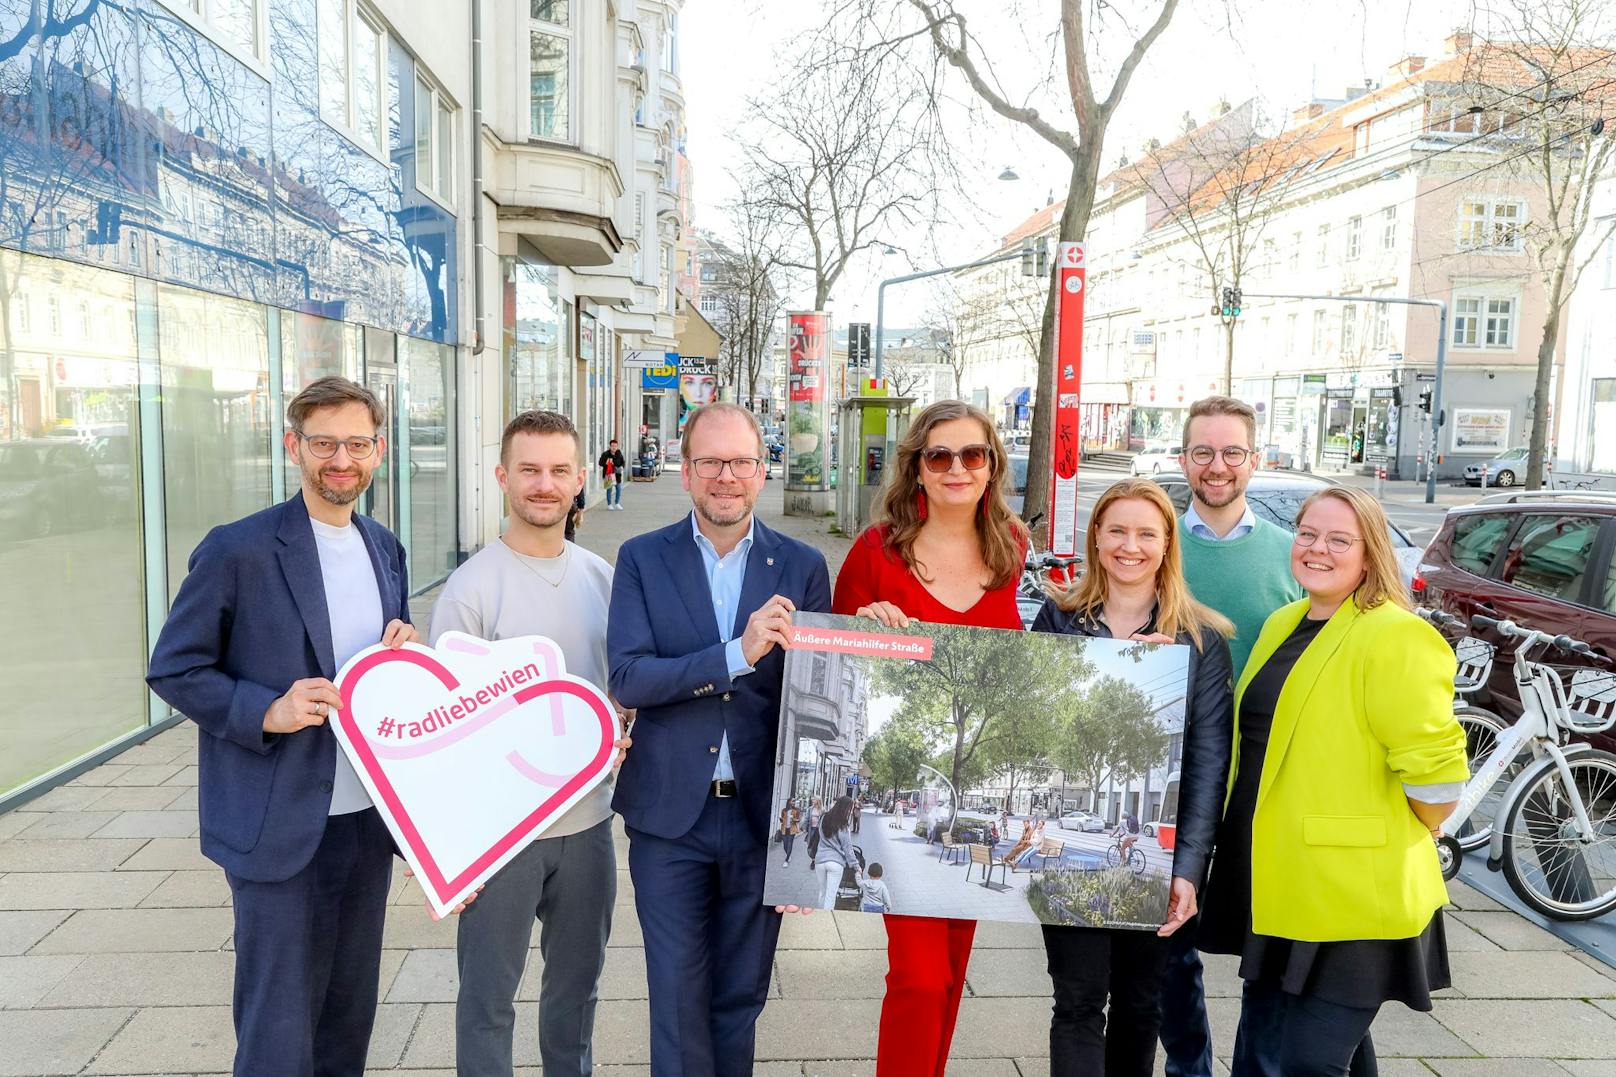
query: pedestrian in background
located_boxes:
[862,863,893,913]
[779,801,802,868]
[598,438,626,511]
[147,377,428,1077]
[429,411,630,1077]
[814,796,859,909]
[832,399,1028,1077]
[1197,487,1467,1076]
[1163,395,1303,1077]
[607,402,831,1077]
[1032,478,1233,1077]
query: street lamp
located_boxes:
[998,166,1020,181]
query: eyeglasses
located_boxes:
[920,444,991,473]
[691,456,762,479]
[1187,445,1254,467]
[297,433,379,460]
[1293,528,1364,555]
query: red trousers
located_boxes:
[876,915,976,1077]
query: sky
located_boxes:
[679,0,1488,326]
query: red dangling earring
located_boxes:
[979,495,989,519]
[915,488,928,521]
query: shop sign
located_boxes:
[1452,408,1511,452]
[1301,374,1326,395]
[623,349,670,368]
[642,357,679,390]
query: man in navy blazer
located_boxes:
[148,377,419,1077]
[609,403,830,1077]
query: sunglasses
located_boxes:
[920,444,991,473]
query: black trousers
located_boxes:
[225,808,395,1077]
[1043,925,1172,1077]
[1230,978,1380,1077]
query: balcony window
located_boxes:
[530,0,572,142]
[1458,199,1526,251]
[1452,296,1515,349]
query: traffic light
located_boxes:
[1418,387,1433,413]
[1219,286,1242,318]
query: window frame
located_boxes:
[1452,292,1517,350]
[1456,196,1527,253]
[529,0,575,144]
[1381,205,1397,250]
[1316,223,1330,267]
[413,74,457,208]
[153,0,268,72]
[317,0,390,161]
[1345,215,1362,260]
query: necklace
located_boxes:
[505,538,570,588]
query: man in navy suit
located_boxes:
[148,377,421,1077]
[608,403,830,1077]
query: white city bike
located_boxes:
[1435,614,1616,921]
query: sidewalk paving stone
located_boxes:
[83,1004,235,1074]
[15,811,123,839]
[0,953,82,1008]
[1448,951,1616,998]
[90,811,198,840]
[1452,909,1574,951]
[1431,998,1616,1057]
[135,869,232,908]
[754,999,878,1059]
[113,838,214,872]
[68,766,134,788]
[1446,881,1509,914]
[773,948,888,998]
[105,765,185,788]
[0,838,149,872]
[30,907,234,954]
[1430,1061,1580,1076]
[0,908,70,954]
[85,787,187,813]
[0,871,167,911]
[0,1007,131,1076]
[9,785,109,813]
[37,951,235,1007]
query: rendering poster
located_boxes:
[763,613,1191,930]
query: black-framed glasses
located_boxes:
[920,444,991,473]
[691,456,762,479]
[297,433,379,460]
[1187,445,1254,467]
[1293,528,1364,555]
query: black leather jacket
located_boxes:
[1029,598,1233,893]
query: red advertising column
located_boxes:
[1047,242,1086,557]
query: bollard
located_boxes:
[1417,452,1425,482]
[1375,466,1386,499]
[1482,465,1490,489]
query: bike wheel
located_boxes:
[1127,847,1147,876]
[1453,706,1519,851]
[1499,751,1616,920]
[1103,845,1120,869]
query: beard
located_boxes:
[309,463,372,506]
[509,492,571,530]
[695,486,755,528]
[1189,471,1244,509]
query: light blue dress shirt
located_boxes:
[691,512,757,781]
[1183,501,1257,541]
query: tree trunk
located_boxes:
[1526,265,1566,492]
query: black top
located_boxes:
[598,448,626,477]
[1031,599,1233,894]
[1198,614,1449,1011]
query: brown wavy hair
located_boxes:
[1295,486,1411,612]
[1051,478,1232,649]
[873,400,1027,589]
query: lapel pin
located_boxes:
[766,557,775,566]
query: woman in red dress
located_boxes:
[832,400,1028,1077]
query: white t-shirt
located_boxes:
[427,537,615,838]
[311,517,385,815]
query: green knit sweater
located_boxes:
[1177,514,1303,679]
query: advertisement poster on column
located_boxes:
[1048,242,1086,558]
[678,356,717,433]
[786,312,830,488]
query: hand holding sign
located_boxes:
[332,632,620,918]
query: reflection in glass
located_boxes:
[318,0,348,125]
[0,251,146,796]
[437,99,454,200]
[363,327,397,535]
[354,14,382,150]
[282,310,362,394]
[504,259,571,417]
[404,337,456,588]
[532,0,570,25]
[213,0,261,58]
[158,286,273,602]
[415,77,433,188]
[529,32,569,141]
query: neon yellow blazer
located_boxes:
[1231,598,1469,943]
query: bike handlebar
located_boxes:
[1469,614,1599,657]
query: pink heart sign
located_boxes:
[332,632,618,918]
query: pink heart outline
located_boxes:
[336,647,614,905]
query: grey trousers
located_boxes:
[455,817,617,1076]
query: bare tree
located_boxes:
[1457,4,1616,489]
[921,280,995,399]
[881,341,928,398]
[1135,100,1307,392]
[735,28,942,308]
[862,0,1182,526]
[706,201,792,409]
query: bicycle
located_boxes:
[1103,826,1147,875]
[1016,519,1081,628]
[1416,607,1519,851]
[1436,614,1616,921]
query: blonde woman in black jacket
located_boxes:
[1031,478,1234,1077]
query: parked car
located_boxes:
[1261,444,1298,470]
[1416,491,1616,756]
[1004,431,1032,452]
[1057,810,1106,832]
[1006,452,1029,516]
[1463,446,1539,488]
[1130,443,1183,476]
[0,438,102,538]
[1150,470,1426,587]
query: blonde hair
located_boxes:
[1296,486,1410,612]
[873,400,1028,589]
[1052,478,1232,648]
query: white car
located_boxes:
[1130,445,1183,476]
[1058,810,1106,832]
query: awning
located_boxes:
[1003,386,1032,406]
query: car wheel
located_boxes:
[33,505,53,539]
[1495,470,1515,487]
[1151,463,1161,475]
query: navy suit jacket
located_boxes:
[608,515,831,845]
[146,495,409,883]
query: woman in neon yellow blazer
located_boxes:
[1197,486,1468,1077]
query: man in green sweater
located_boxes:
[1159,394,1302,1077]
